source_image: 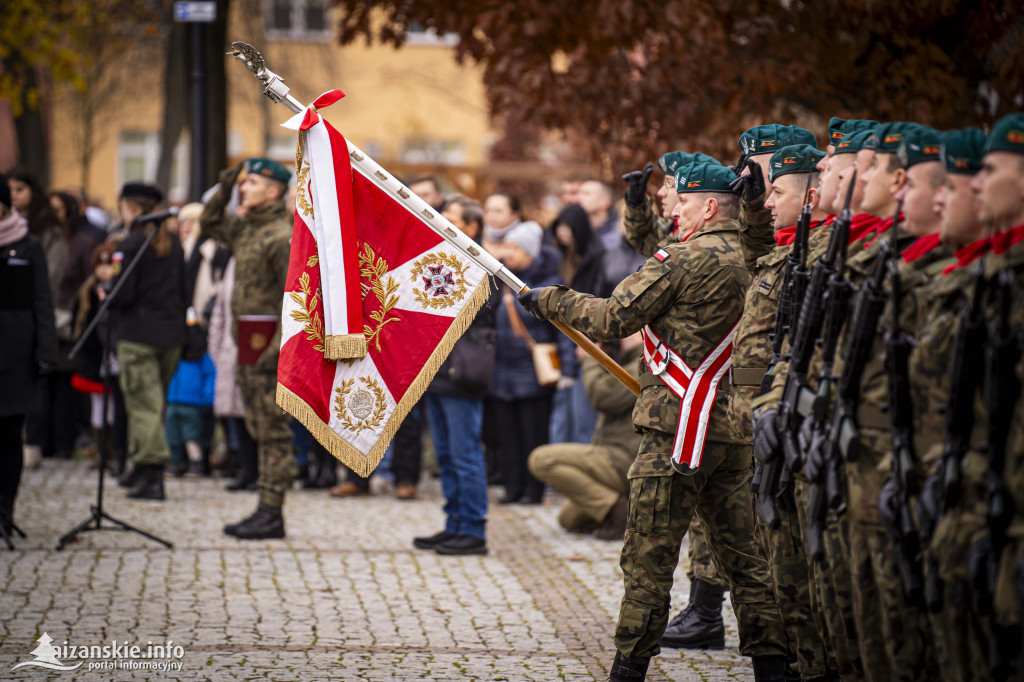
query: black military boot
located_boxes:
[659,579,726,649]
[223,503,285,540]
[127,465,165,501]
[118,462,143,488]
[607,651,649,681]
[752,655,788,682]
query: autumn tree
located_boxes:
[1,0,163,185]
[330,0,1024,175]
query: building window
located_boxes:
[266,0,330,41]
[402,139,465,165]
[404,21,459,47]
[118,131,188,203]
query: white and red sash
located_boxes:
[642,322,737,470]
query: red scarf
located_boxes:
[861,213,905,248]
[773,219,826,246]
[901,232,943,264]
[991,223,1024,256]
[942,237,991,275]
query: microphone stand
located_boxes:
[56,218,173,550]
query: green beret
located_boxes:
[768,144,828,183]
[983,113,1024,156]
[658,151,723,175]
[896,124,943,168]
[833,127,878,155]
[739,124,817,157]
[829,118,880,146]
[941,128,986,175]
[245,157,292,184]
[828,118,847,146]
[864,122,912,154]
[674,162,738,194]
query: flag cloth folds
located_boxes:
[276,91,492,476]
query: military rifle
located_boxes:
[804,203,899,561]
[754,173,855,529]
[939,259,988,515]
[880,220,925,608]
[979,266,1021,678]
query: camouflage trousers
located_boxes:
[752,481,833,678]
[615,429,787,660]
[847,519,938,682]
[791,480,863,680]
[686,516,728,589]
[237,366,297,508]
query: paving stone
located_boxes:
[0,460,753,680]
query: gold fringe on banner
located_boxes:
[277,277,494,478]
[324,333,368,360]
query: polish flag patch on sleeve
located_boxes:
[654,248,670,262]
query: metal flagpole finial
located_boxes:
[227,41,303,113]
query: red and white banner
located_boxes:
[642,323,736,470]
[276,92,491,476]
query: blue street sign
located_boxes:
[174,1,217,22]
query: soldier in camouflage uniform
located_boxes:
[200,158,297,540]
[731,138,838,681]
[521,162,788,682]
[622,150,733,651]
[901,127,991,681]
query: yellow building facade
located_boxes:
[48,3,496,209]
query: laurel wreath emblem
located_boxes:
[334,376,388,433]
[358,243,400,352]
[288,271,325,353]
[296,160,314,220]
[410,251,470,310]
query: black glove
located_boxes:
[727,153,747,176]
[622,162,654,208]
[728,158,766,202]
[752,408,781,462]
[518,288,545,320]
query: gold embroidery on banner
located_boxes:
[358,243,400,352]
[334,376,387,433]
[289,271,326,353]
[410,251,470,310]
[307,254,319,267]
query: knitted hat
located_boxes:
[505,220,543,260]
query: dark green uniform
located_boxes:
[200,166,297,508]
[535,214,787,662]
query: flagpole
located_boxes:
[228,42,640,396]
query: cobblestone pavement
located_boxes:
[0,461,752,680]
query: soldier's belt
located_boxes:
[639,371,730,394]
[857,403,890,430]
[729,367,767,386]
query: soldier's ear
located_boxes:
[704,196,718,220]
[808,186,819,209]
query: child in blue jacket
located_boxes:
[165,352,216,476]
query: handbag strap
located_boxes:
[502,286,536,349]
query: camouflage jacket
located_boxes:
[200,167,292,369]
[538,218,751,444]
[622,195,674,257]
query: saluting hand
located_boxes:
[622,162,654,208]
[728,158,766,202]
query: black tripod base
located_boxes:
[56,505,173,551]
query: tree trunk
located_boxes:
[157,20,190,195]
[6,54,50,184]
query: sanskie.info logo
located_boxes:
[11,632,185,674]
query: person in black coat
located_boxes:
[0,174,57,536]
[108,183,188,501]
